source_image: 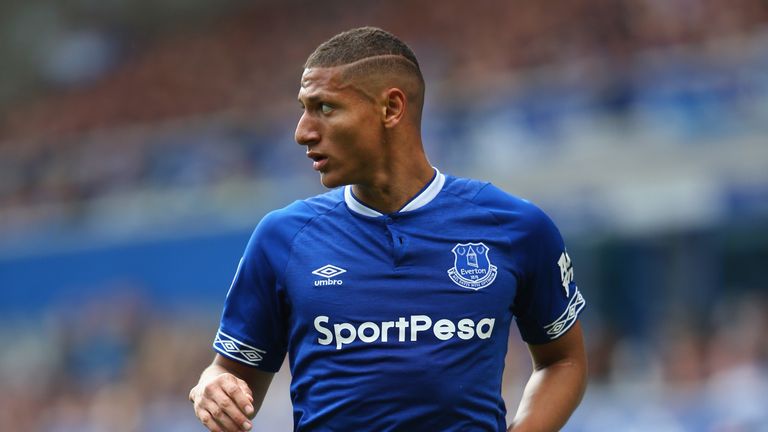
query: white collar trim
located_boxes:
[344,168,445,217]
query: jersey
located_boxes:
[213,168,585,431]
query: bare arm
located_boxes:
[508,321,588,432]
[190,354,275,432]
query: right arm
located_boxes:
[193,208,306,431]
[190,354,275,432]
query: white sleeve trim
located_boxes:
[543,288,585,340]
[213,330,267,367]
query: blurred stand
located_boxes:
[1,0,767,430]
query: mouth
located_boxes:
[307,151,328,171]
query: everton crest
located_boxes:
[447,242,498,290]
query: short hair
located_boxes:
[305,27,425,120]
[305,27,421,73]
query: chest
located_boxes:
[282,215,520,322]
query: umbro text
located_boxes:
[314,279,343,286]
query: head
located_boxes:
[295,27,425,188]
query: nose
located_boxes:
[295,111,320,146]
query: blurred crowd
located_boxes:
[573,293,768,431]
[0,291,215,431]
[0,120,268,237]
[1,0,767,235]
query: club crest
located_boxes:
[447,242,498,290]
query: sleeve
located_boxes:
[511,205,585,344]
[213,211,291,372]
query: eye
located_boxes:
[320,103,334,114]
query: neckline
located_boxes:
[344,168,445,217]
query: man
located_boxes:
[190,27,587,432]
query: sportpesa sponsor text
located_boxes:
[314,315,496,350]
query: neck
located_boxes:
[351,151,434,214]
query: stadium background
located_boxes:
[1,0,767,430]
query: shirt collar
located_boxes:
[344,167,445,217]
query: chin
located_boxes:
[319,173,345,189]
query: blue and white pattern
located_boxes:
[544,289,585,339]
[214,330,266,366]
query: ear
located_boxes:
[381,88,406,128]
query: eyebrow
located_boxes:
[298,88,343,105]
[298,94,322,103]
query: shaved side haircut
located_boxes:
[305,27,425,122]
[305,27,421,72]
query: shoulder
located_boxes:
[243,188,344,274]
[440,175,489,202]
[442,175,550,228]
[252,188,345,244]
[300,187,346,216]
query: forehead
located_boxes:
[298,67,350,98]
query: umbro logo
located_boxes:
[312,264,346,278]
[312,264,346,286]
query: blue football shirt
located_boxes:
[214,168,585,431]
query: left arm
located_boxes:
[508,321,587,432]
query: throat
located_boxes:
[352,186,409,214]
[351,167,436,214]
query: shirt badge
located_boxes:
[447,242,498,290]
